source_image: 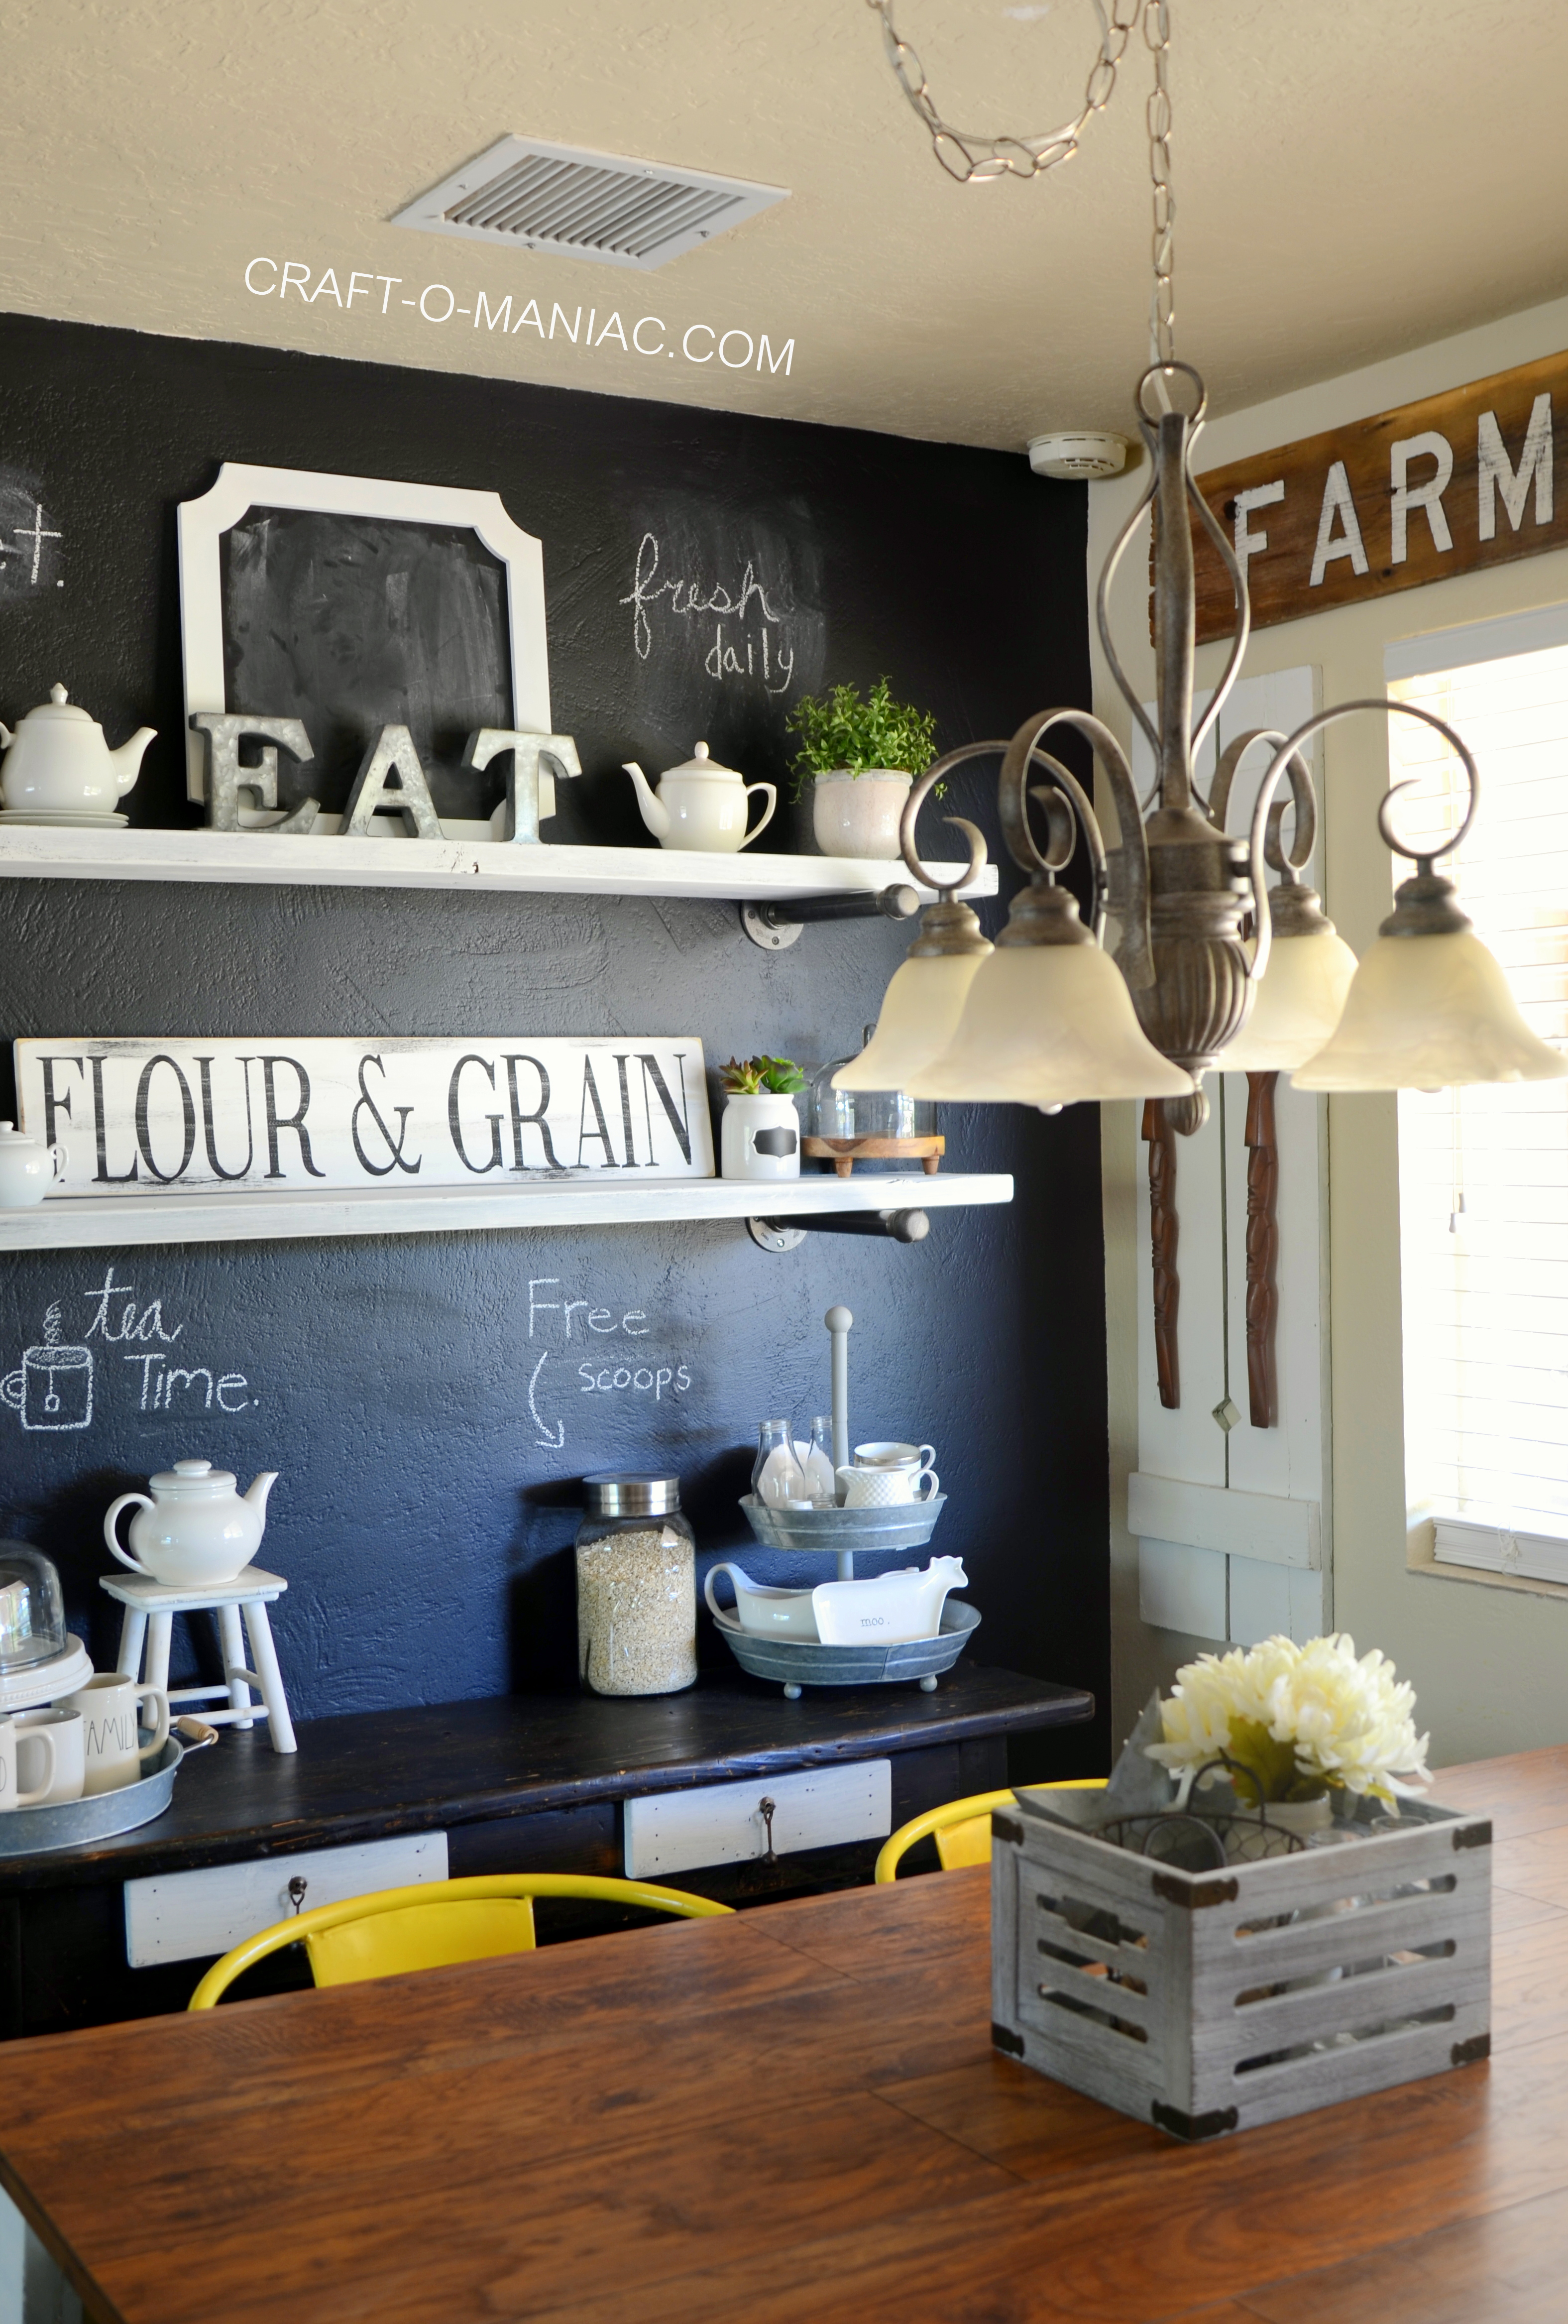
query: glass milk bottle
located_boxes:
[797,1416,838,1508]
[752,1419,807,1507]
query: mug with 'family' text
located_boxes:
[60,1673,169,1794]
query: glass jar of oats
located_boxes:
[575,1473,697,1697]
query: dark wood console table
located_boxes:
[0,1663,1092,2040]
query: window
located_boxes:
[1391,608,1568,1584]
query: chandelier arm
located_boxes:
[1185,460,1251,764]
[1243,698,1480,987]
[896,742,1001,898]
[1095,463,1162,767]
[1002,707,1153,985]
[1210,729,1317,873]
[1029,770,1110,943]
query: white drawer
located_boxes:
[124,1831,448,1967]
[623,1761,891,1879]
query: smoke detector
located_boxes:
[1027,431,1130,481]
[391,136,788,272]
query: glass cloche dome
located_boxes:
[0,1543,66,1671]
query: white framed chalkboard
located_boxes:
[177,463,552,813]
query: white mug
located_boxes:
[13,1707,84,1806]
[61,1674,169,1794]
[0,1715,56,1810]
[854,1441,937,1472]
[837,1462,940,1508]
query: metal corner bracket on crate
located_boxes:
[990,1791,1493,2139]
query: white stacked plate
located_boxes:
[0,1634,92,1715]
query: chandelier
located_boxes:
[839,0,1567,1130]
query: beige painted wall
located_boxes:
[1089,293,1568,1766]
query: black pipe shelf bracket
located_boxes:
[739,885,921,951]
[746,1208,930,1253]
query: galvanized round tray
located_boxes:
[0,1734,189,1858]
[711,1598,979,1696]
[739,1493,945,1557]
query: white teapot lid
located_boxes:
[0,1122,40,1143]
[662,740,742,782]
[150,1458,236,1496]
[18,684,94,726]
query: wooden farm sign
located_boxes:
[13,1038,713,1195]
[1190,348,1568,645]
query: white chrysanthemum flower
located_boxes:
[1144,1633,1430,1807]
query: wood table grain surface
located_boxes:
[3,1746,1567,2324]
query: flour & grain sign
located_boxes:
[1190,349,1568,646]
[13,1038,713,1195]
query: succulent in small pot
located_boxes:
[719,1055,806,1182]
[786,678,937,860]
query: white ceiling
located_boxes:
[6,0,1567,449]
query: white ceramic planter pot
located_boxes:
[811,770,913,860]
[720,1093,800,1181]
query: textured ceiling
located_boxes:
[5,0,1567,449]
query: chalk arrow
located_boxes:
[529,1350,565,1450]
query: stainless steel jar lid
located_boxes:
[582,1472,682,1517]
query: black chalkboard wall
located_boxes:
[0,311,1106,1777]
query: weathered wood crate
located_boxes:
[991,1789,1491,2140]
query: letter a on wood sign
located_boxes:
[343,726,443,837]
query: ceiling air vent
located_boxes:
[391,136,788,272]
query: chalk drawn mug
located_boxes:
[0,1339,94,1431]
[0,1122,66,1208]
[0,1714,57,1811]
[12,1707,84,1806]
[60,1674,169,1795]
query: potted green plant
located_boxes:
[718,1055,807,1182]
[785,678,937,860]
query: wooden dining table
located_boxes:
[2,1744,1567,2323]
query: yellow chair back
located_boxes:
[189,1872,732,2009]
[874,1778,1108,1883]
[305,1895,539,1987]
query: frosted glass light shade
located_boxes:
[910,942,1195,1107]
[1223,925,1359,1072]
[1293,928,1568,1092]
[832,948,990,1092]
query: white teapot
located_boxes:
[0,684,156,815]
[622,741,776,853]
[105,1460,279,1589]
[0,1122,65,1207]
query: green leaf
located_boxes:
[784,676,937,797]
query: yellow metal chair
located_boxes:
[874,1778,1109,1882]
[188,1872,732,2008]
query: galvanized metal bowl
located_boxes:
[711,1598,980,1696]
[739,1493,945,1557]
[0,1734,190,1858]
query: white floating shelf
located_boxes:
[0,1172,1013,1253]
[0,825,995,905]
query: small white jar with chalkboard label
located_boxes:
[575,1474,696,1697]
[720,1094,800,1181]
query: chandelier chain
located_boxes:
[1144,0,1175,367]
[865,0,1176,360]
[861,0,1141,184]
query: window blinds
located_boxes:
[1392,629,1568,1581]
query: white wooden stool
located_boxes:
[100,1567,297,1754]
